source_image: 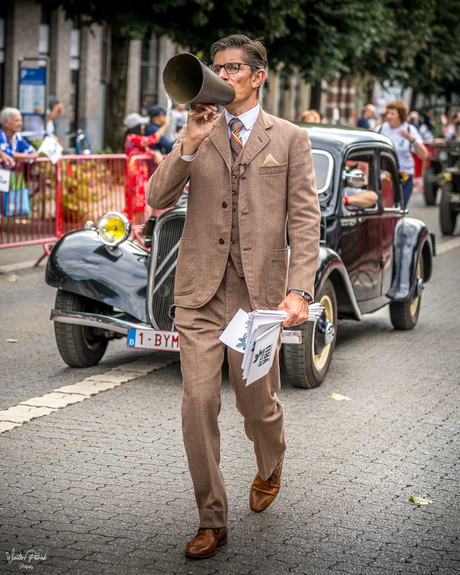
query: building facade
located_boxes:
[0,0,178,152]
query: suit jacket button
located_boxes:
[219,238,225,245]
[231,175,236,181]
[222,202,228,208]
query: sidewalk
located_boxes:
[0,244,48,273]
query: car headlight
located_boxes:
[96,212,131,246]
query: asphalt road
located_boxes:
[0,188,459,574]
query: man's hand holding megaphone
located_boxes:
[181,104,217,156]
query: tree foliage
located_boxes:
[38,0,460,149]
[343,0,460,103]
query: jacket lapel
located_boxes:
[241,107,272,167]
[208,107,273,170]
[209,113,232,170]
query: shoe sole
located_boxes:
[250,494,278,512]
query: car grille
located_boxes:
[150,214,185,330]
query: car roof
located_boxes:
[297,123,394,152]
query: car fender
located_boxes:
[315,247,361,321]
[387,217,434,301]
[45,229,150,323]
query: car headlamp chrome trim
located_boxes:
[96,211,131,246]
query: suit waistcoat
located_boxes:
[229,146,244,276]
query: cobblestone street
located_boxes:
[0,193,459,574]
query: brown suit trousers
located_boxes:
[174,259,286,528]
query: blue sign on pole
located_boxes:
[19,67,46,115]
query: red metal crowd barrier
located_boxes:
[0,153,162,259]
[127,154,171,244]
[0,158,59,252]
[58,154,127,236]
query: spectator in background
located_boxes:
[0,149,15,168]
[299,109,321,123]
[123,112,166,213]
[123,112,167,161]
[373,111,387,131]
[357,104,376,130]
[0,107,39,161]
[145,105,174,154]
[164,102,188,141]
[46,97,65,147]
[442,110,460,139]
[422,107,436,135]
[453,122,460,141]
[409,111,433,142]
[375,100,428,207]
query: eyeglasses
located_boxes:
[209,62,258,75]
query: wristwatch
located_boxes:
[289,289,312,302]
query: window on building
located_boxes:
[39,8,50,58]
[140,34,161,114]
[101,23,109,85]
[69,24,81,134]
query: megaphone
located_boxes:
[163,53,235,107]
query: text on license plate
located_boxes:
[127,329,180,351]
[127,328,301,351]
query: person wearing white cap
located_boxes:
[123,112,169,158]
[123,113,150,130]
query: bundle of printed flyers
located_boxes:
[220,304,324,385]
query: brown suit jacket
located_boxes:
[145,107,321,310]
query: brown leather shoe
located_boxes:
[185,527,228,559]
[250,453,284,512]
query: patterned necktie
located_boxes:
[229,117,244,160]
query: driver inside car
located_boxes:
[342,165,378,209]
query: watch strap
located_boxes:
[289,289,311,302]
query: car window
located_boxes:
[341,152,377,211]
[312,150,333,195]
[380,154,401,208]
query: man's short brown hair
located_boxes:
[385,100,408,123]
[210,35,267,99]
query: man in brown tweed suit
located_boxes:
[146,34,320,559]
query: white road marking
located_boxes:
[0,356,178,434]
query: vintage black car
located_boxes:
[438,140,460,235]
[45,125,435,389]
[423,140,450,205]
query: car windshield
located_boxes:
[312,150,334,195]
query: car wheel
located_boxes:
[423,166,438,205]
[389,256,424,330]
[439,182,458,236]
[283,280,337,389]
[54,290,109,367]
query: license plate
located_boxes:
[126,328,301,351]
[281,330,302,344]
[127,328,180,351]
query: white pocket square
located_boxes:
[262,154,280,167]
